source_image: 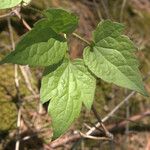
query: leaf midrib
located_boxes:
[53,62,77,125]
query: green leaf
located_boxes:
[43,8,78,34]
[83,20,147,96]
[0,0,21,9]
[93,20,124,43]
[40,59,96,138]
[0,20,67,67]
[0,0,31,9]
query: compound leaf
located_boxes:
[0,20,67,67]
[40,59,96,138]
[83,20,147,96]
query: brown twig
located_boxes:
[13,7,46,125]
[49,110,150,148]
[19,66,37,96]
[50,133,81,149]
[87,70,150,136]
[6,8,41,150]
[0,10,15,19]
[86,91,135,136]
[93,0,102,20]
[13,8,31,30]
[12,8,38,97]
[7,16,22,150]
[92,105,113,139]
[120,0,127,22]
[80,131,111,141]
[108,110,150,130]
[125,90,130,149]
[100,0,110,18]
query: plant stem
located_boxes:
[72,32,91,45]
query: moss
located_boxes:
[0,100,17,131]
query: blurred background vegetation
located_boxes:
[0,0,150,149]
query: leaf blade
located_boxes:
[43,8,78,34]
[0,0,22,9]
[0,21,67,67]
[40,59,96,138]
[72,59,96,109]
[83,20,147,96]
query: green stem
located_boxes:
[72,32,91,45]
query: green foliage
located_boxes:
[0,8,79,66]
[43,8,79,34]
[0,100,17,130]
[0,17,67,66]
[0,8,147,139]
[83,20,147,96]
[0,0,21,9]
[41,59,96,138]
[0,0,31,9]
